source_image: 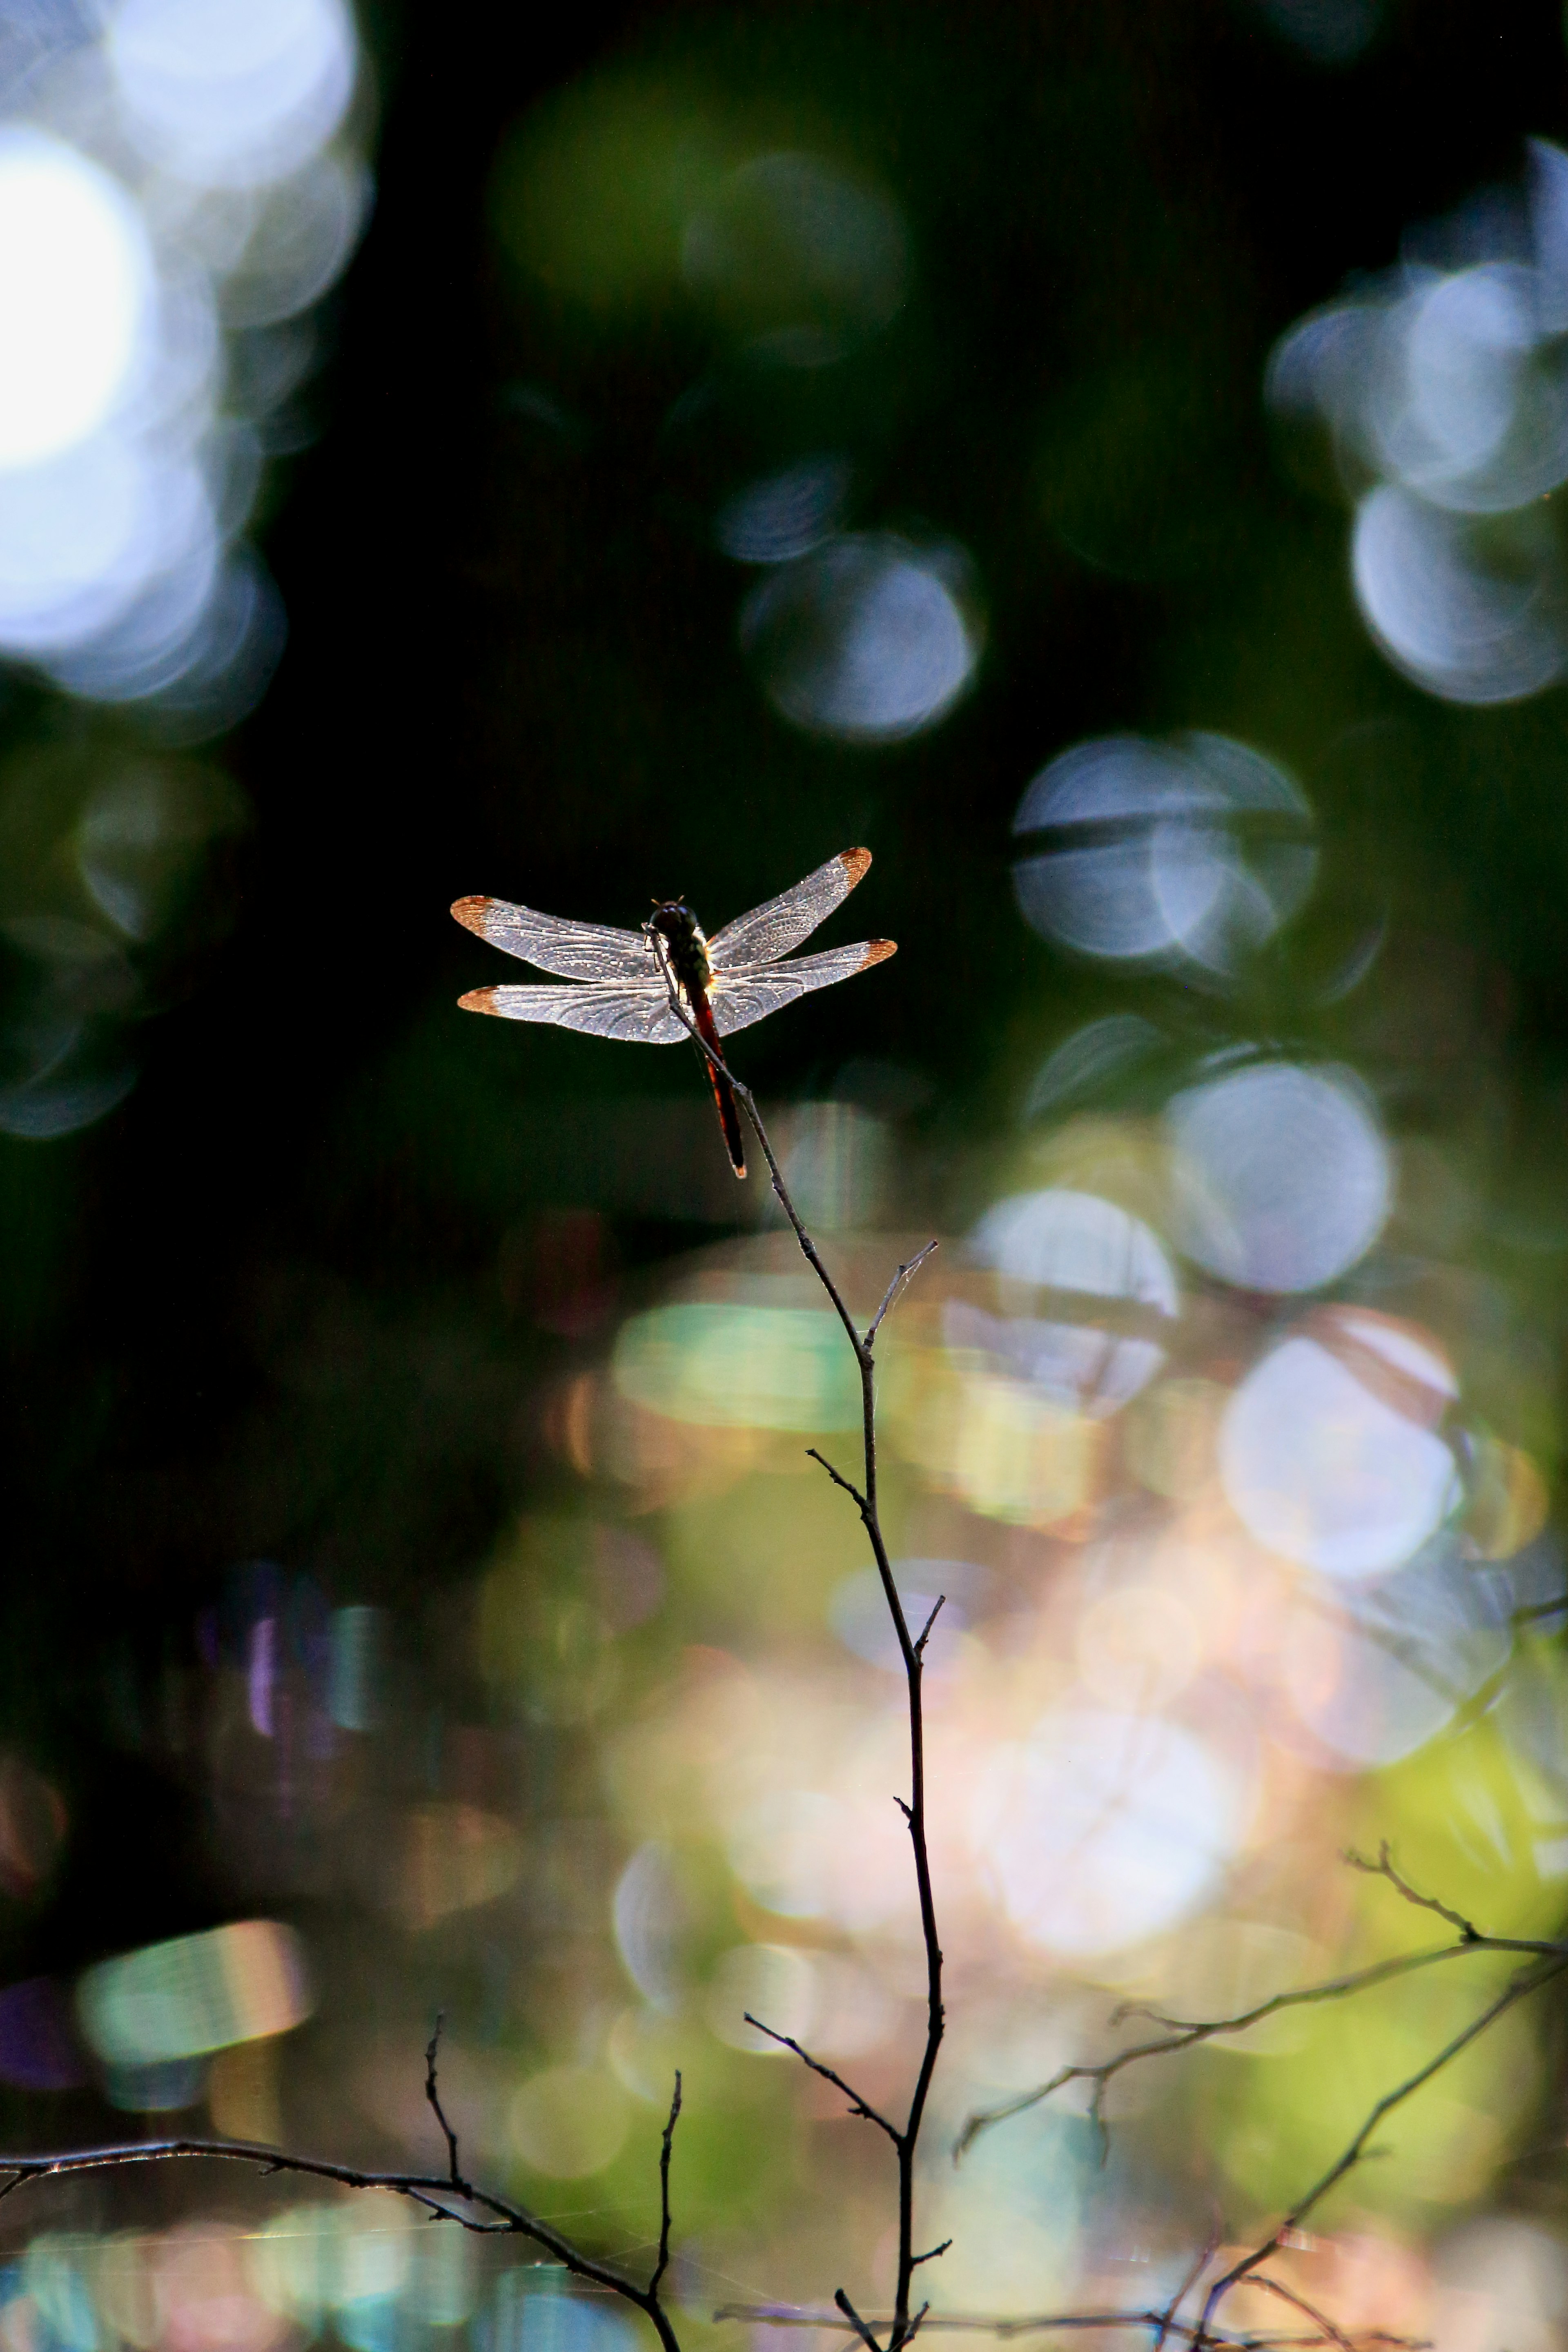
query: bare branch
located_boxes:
[864,1243,939,1350]
[649,2071,682,2303]
[911,2241,952,2267]
[0,2134,685,2350]
[835,2286,886,2352]
[1342,1842,1481,1941]
[424,2014,468,2193]
[742,2016,900,2142]
[913,1596,947,1659]
[808,1447,870,1512]
[1197,1955,1568,2343]
[957,1842,1568,2163]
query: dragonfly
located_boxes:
[451,848,895,1178]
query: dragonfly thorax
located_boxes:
[645,901,713,998]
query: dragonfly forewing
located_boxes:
[451,896,653,981]
[706,847,872,971]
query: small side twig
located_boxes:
[424,2014,468,2194]
[1342,1842,1481,1942]
[866,1243,940,1349]
[649,2071,682,2303]
[744,2015,900,2142]
[836,2286,886,2352]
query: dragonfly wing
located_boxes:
[706,847,873,971]
[711,938,896,1037]
[460,983,688,1043]
[452,896,651,980]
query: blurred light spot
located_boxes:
[1268,140,1568,702]
[207,2034,281,2143]
[1076,1584,1202,1709]
[398,1803,522,1931]
[77,1918,312,2065]
[775,1100,888,1230]
[326,1604,383,1731]
[106,0,356,191]
[1254,0,1384,61]
[0,131,151,468]
[153,2224,286,2352]
[726,1788,907,1932]
[483,2273,638,2352]
[219,151,372,326]
[1220,1309,1460,1578]
[491,80,728,311]
[1432,2218,1568,2352]
[960,1187,1179,1414]
[508,2066,631,2178]
[1282,1538,1510,1765]
[1125,1376,1225,1500]
[0,1980,87,2091]
[1168,1061,1389,1292]
[1023,1014,1165,1122]
[714,454,852,563]
[0,1757,66,1896]
[408,2217,477,2329]
[682,151,909,363]
[605,2007,686,2105]
[740,531,981,742]
[23,2239,100,2352]
[1012,733,1316,977]
[971,1711,1244,1956]
[704,1944,816,2052]
[893,1356,1100,1527]
[75,761,248,942]
[1352,487,1567,704]
[611,1842,690,2013]
[829,1559,981,1673]
[612,1303,860,1431]
[105,2055,207,2110]
[1462,1437,1549,1561]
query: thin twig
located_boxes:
[424,2014,468,2193]
[1155,2224,1223,2352]
[866,1243,940,1348]
[649,944,942,2352]
[836,2286,886,2352]
[957,1855,1568,2161]
[911,2241,953,2267]
[913,1597,946,1660]
[743,2016,900,2141]
[1195,1955,1568,2346]
[649,2072,682,2303]
[1342,1842,1481,1941]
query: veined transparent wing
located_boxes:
[460,983,688,1043]
[706,848,872,973]
[452,895,652,981]
[711,938,896,1037]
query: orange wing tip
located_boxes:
[862,938,897,967]
[458,987,500,1014]
[840,848,873,887]
[450,895,493,936]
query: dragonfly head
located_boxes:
[644,899,711,985]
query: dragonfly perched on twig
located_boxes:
[451,848,896,1177]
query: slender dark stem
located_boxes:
[650,2072,683,2303]
[424,2014,468,2193]
[650,945,943,2352]
[742,2017,900,2140]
